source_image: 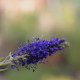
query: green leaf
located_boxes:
[0,63,8,66]
[0,62,15,66]
[0,67,9,71]
[0,57,4,62]
[10,62,15,65]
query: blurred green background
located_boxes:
[0,0,80,80]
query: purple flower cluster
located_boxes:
[11,37,66,70]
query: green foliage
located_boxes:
[0,67,9,71]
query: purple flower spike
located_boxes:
[11,37,68,71]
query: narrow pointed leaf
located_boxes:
[0,67,9,71]
[0,63,9,66]
[10,62,15,65]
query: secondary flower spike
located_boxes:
[0,37,69,71]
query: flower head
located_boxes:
[10,37,68,71]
